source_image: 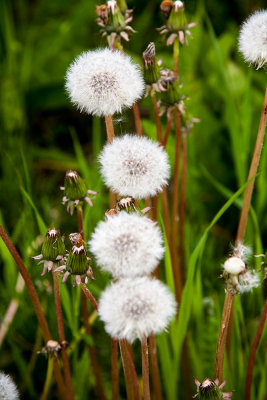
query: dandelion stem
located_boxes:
[105,115,115,143]
[40,356,54,400]
[119,339,141,400]
[162,111,173,148]
[142,337,151,400]
[171,110,183,302]
[133,102,142,136]
[179,134,187,283]
[244,297,267,400]
[81,283,99,311]
[0,225,66,399]
[173,38,179,78]
[148,334,162,400]
[77,205,84,237]
[214,291,234,383]
[236,87,267,243]
[52,273,75,400]
[111,339,120,400]
[215,87,267,384]
[81,293,107,400]
[151,90,162,142]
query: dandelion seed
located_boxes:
[0,372,19,400]
[98,277,177,343]
[65,48,144,117]
[99,134,170,199]
[238,10,267,69]
[89,211,164,278]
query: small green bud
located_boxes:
[142,43,161,85]
[64,170,87,200]
[66,238,89,275]
[167,1,187,31]
[106,0,126,33]
[194,378,233,400]
[160,69,180,105]
[42,228,65,261]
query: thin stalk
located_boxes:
[215,87,267,384]
[171,110,183,302]
[141,337,151,400]
[105,115,115,143]
[53,273,75,400]
[151,91,162,142]
[119,339,141,400]
[162,111,173,148]
[214,291,234,383]
[111,339,120,400]
[161,187,171,246]
[81,282,99,311]
[244,297,267,400]
[133,102,142,136]
[40,356,54,400]
[77,205,84,237]
[81,293,107,400]
[173,38,179,79]
[236,87,267,243]
[148,335,162,400]
[179,134,187,284]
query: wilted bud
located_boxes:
[41,228,65,261]
[64,171,87,201]
[160,69,180,105]
[194,378,233,399]
[142,43,161,85]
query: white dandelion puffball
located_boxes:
[238,270,260,294]
[0,372,19,400]
[89,211,164,278]
[99,277,177,343]
[65,48,144,116]
[99,134,170,199]
[223,256,246,275]
[238,10,267,68]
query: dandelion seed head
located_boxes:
[238,10,267,69]
[238,270,260,293]
[65,48,144,116]
[98,277,177,342]
[89,211,164,278]
[99,134,170,199]
[0,372,19,400]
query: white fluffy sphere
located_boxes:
[89,211,164,278]
[223,256,246,275]
[65,48,144,117]
[99,277,177,343]
[238,10,267,68]
[99,134,170,199]
[0,373,19,400]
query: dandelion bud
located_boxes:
[67,241,89,276]
[99,277,177,343]
[41,228,65,262]
[142,43,160,85]
[117,0,128,13]
[0,372,19,400]
[107,0,126,31]
[238,10,267,69]
[64,171,87,201]
[160,69,180,105]
[167,1,187,31]
[194,378,233,399]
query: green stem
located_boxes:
[40,357,54,400]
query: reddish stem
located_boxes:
[111,339,120,400]
[81,283,99,311]
[133,102,142,136]
[151,91,162,142]
[105,115,115,144]
[0,225,66,399]
[244,298,267,400]
[162,112,173,148]
[119,339,141,400]
[148,335,162,400]
[141,337,151,400]
[53,273,75,400]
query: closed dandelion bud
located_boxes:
[67,242,89,276]
[167,1,187,31]
[142,43,160,85]
[41,228,65,261]
[160,69,180,105]
[0,372,19,400]
[117,0,128,13]
[64,171,87,201]
[107,1,126,32]
[194,378,233,400]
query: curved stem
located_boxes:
[53,273,75,400]
[142,337,151,400]
[244,297,267,400]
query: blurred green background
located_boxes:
[0,0,267,399]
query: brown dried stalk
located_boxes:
[105,115,115,143]
[111,339,120,400]
[142,337,151,400]
[119,339,141,400]
[52,273,75,400]
[0,225,66,399]
[149,335,162,400]
[214,88,267,383]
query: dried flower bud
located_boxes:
[39,340,62,358]
[96,4,109,24]
[41,228,65,261]
[160,0,173,19]
[223,256,246,275]
[64,171,87,201]
[143,43,161,85]
[194,378,233,399]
